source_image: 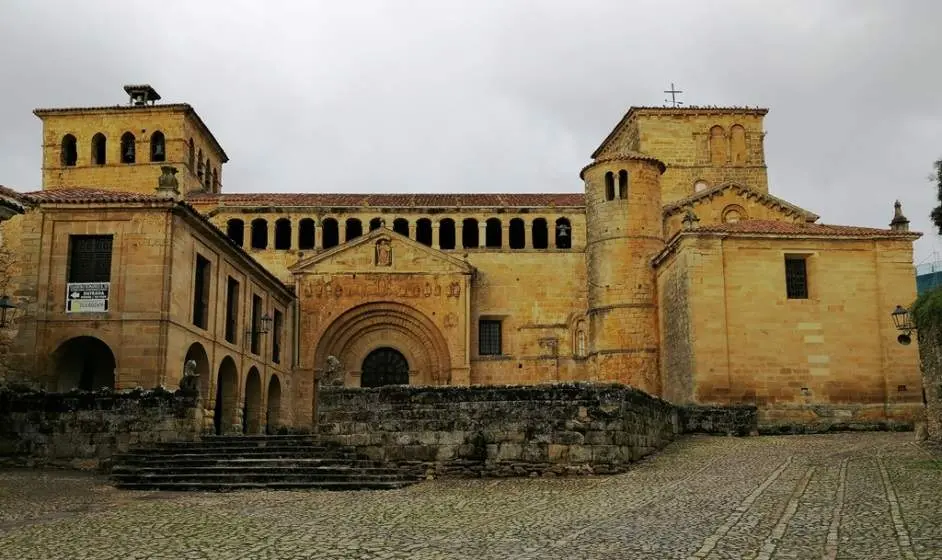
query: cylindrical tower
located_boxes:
[581,152,666,394]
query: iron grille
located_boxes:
[68,235,113,283]
[479,320,502,355]
[785,257,808,299]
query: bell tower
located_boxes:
[33,84,228,196]
[582,151,666,394]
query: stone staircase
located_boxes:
[109,434,421,491]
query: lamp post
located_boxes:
[0,295,16,328]
[258,313,272,335]
[891,305,916,345]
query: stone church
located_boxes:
[0,85,923,432]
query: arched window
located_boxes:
[485,218,501,248]
[298,218,315,250]
[604,172,615,201]
[462,218,479,248]
[555,218,572,249]
[369,217,383,231]
[250,219,268,249]
[393,218,409,237]
[274,218,291,250]
[710,125,726,164]
[345,218,362,241]
[416,218,432,246]
[150,131,166,162]
[322,218,339,249]
[91,133,107,165]
[187,138,195,171]
[211,168,219,192]
[509,218,525,249]
[226,219,245,247]
[60,134,77,166]
[618,170,628,199]
[197,149,204,181]
[722,205,747,224]
[439,218,456,250]
[120,132,136,164]
[694,180,709,193]
[532,218,548,249]
[204,158,212,188]
[730,124,747,165]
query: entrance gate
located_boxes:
[361,347,409,388]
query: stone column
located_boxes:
[408,223,417,240]
[478,222,486,248]
[267,219,276,250]
[524,219,532,249]
[549,220,557,249]
[456,221,464,249]
[501,224,509,250]
[338,221,347,244]
[314,220,323,250]
[291,218,299,250]
[432,223,440,249]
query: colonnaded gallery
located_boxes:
[0,85,923,432]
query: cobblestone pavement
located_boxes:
[1,432,940,559]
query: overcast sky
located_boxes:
[1,0,941,262]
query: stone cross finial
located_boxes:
[156,166,181,200]
[682,208,700,230]
[890,200,910,232]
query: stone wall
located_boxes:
[679,404,758,436]
[918,323,942,442]
[0,386,200,469]
[316,383,678,477]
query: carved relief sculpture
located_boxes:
[320,355,345,387]
[375,239,392,267]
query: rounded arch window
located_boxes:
[61,134,78,166]
[361,347,409,387]
[722,205,747,224]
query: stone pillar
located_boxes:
[456,221,464,249]
[338,221,347,244]
[432,224,440,249]
[501,224,509,250]
[267,219,276,250]
[478,222,486,248]
[314,220,323,250]
[291,218,299,250]
[524,219,532,249]
[408,223,417,240]
[549,221,557,249]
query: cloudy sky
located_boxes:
[1,0,941,261]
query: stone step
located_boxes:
[112,457,383,468]
[115,446,358,457]
[110,472,414,484]
[112,480,414,491]
[112,465,404,476]
[156,438,320,448]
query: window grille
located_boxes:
[68,235,113,283]
[785,257,808,299]
[479,320,502,356]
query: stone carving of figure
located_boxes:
[180,359,200,394]
[376,239,392,267]
[320,355,345,387]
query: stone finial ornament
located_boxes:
[682,208,700,230]
[320,355,345,387]
[890,200,910,232]
[156,166,181,200]
[179,359,200,394]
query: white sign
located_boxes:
[66,282,110,313]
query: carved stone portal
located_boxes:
[375,239,392,267]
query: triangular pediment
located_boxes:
[290,227,474,276]
[663,182,819,222]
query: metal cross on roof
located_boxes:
[664,83,684,107]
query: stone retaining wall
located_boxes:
[0,387,201,469]
[679,404,758,436]
[316,383,679,477]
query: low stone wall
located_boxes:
[756,403,918,434]
[316,383,679,477]
[0,386,201,469]
[679,404,758,436]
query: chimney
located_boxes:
[890,200,910,232]
[156,166,181,201]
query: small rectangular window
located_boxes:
[479,319,502,356]
[272,309,283,364]
[225,277,239,344]
[250,294,262,355]
[192,255,211,329]
[785,256,808,299]
[68,235,113,283]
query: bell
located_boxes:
[124,145,135,161]
[154,143,164,157]
[558,224,570,238]
[897,333,912,346]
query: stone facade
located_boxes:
[0,87,925,434]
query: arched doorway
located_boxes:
[214,357,238,435]
[361,348,409,388]
[183,342,210,399]
[266,375,282,435]
[52,336,116,391]
[243,367,262,434]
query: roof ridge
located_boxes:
[663,182,819,221]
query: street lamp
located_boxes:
[0,295,16,328]
[891,305,916,345]
[258,313,272,335]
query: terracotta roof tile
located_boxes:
[186,192,586,208]
[693,220,918,238]
[22,188,164,204]
[663,182,819,221]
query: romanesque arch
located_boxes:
[266,374,282,434]
[244,367,262,434]
[52,336,116,392]
[183,341,211,399]
[214,356,239,435]
[314,301,452,387]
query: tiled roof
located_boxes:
[692,220,918,238]
[662,182,819,221]
[0,185,26,212]
[22,188,164,204]
[579,151,667,177]
[186,192,587,208]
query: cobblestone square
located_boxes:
[1,433,940,559]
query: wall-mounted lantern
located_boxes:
[891,305,916,345]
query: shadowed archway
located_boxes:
[183,342,211,399]
[52,336,116,391]
[361,347,410,387]
[266,375,282,434]
[243,367,262,434]
[214,357,239,435]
